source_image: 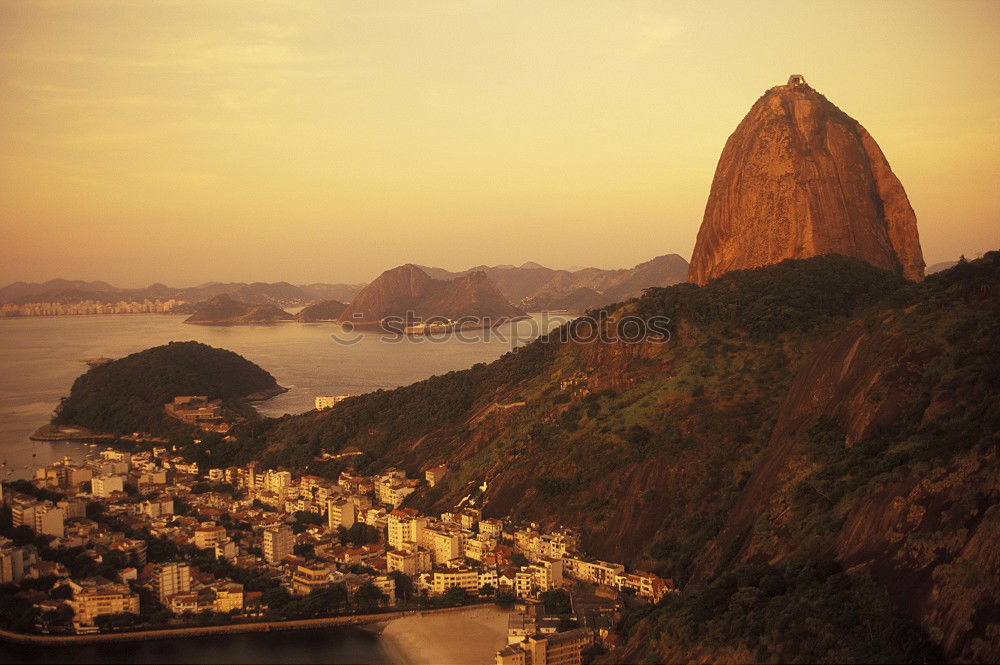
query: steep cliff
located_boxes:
[688,75,924,285]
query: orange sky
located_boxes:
[1,0,997,286]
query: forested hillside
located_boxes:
[191,252,997,661]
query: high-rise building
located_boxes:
[263,525,293,564]
[91,475,125,498]
[327,497,356,530]
[33,503,65,538]
[154,562,192,603]
[387,508,425,550]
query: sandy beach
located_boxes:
[379,605,510,665]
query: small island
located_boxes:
[35,341,286,442]
[183,294,295,326]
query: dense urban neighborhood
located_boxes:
[2,430,674,664]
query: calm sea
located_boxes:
[0,311,568,664]
[0,312,571,480]
[3,626,390,664]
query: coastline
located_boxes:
[0,604,499,648]
[28,423,161,444]
[29,384,287,443]
[379,605,510,665]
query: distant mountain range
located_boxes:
[0,279,366,308]
[418,254,690,311]
[0,254,690,315]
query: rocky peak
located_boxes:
[688,75,925,285]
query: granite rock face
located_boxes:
[688,76,924,285]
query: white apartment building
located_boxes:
[91,475,125,498]
[431,568,479,596]
[154,562,192,603]
[263,524,294,564]
[386,546,432,577]
[327,497,357,530]
[387,509,425,550]
[193,522,228,550]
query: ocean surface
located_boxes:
[0,311,568,664]
[0,312,571,481]
[4,626,391,664]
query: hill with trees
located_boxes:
[183,294,295,325]
[53,341,284,437]
[204,251,999,662]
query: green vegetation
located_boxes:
[540,588,573,615]
[633,254,906,341]
[619,560,939,663]
[245,327,561,469]
[54,341,280,437]
[32,253,991,659]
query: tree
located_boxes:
[39,604,74,630]
[442,586,468,607]
[479,583,496,599]
[354,582,386,613]
[557,616,577,632]
[540,589,573,615]
[262,586,292,611]
[49,584,74,600]
[389,571,414,602]
[495,589,516,606]
[94,612,140,632]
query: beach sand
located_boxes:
[379,605,510,665]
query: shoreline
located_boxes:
[0,603,493,648]
[379,605,509,665]
[29,385,288,443]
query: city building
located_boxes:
[292,562,334,595]
[315,395,350,410]
[386,546,432,577]
[153,562,192,603]
[496,629,591,665]
[387,508,425,550]
[68,579,141,628]
[193,522,228,550]
[431,568,480,596]
[91,475,125,498]
[327,497,356,530]
[424,465,447,487]
[263,524,294,564]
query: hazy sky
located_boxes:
[1,0,997,286]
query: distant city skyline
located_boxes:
[2,1,998,286]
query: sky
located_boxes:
[1,0,997,287]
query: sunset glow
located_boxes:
[1,0,997,285]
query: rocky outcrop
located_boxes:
[338,264,525,324]
[688,75,924,285]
